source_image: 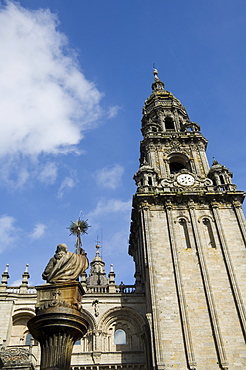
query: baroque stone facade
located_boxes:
[1,71,246,369]
[0,249,147,370]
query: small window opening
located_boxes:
[114,329,126,345]
[203,218,216,248]
[152,126,157,132]
[170,162,185,174]
[165,117,175,130]
[219,175,225,184]
[179,218,191,249]
[148,176,153,185]
[25,333,33,346]
[140,178,144,186]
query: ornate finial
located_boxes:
[151,67,164,91]
[68,217,90,254]
[4,264,9,273]
[212,157,219,165]
[0,264,10,290]
[108,264,115,286]
[20,264,30,292]
[153,68,159,81]
[95,244,100,256]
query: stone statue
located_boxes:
[42,243,88,283]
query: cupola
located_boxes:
[86,244,109,286]
[208,159,236,191]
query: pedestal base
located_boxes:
[28,281,88,370]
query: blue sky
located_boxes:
[0,0,246,286]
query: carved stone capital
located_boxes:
[139,201,150,210]
[165,201,173,211]
[35,281,85,314]
[232,200,242,209]
[211,201,219,209]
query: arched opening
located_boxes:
[219,175,225,184]
[114,329,126,345]
[165,117,175,130]
[169,154,191,174]
[98,307,147,355]
[10,312,35,346]
[179,218,191,249]
[170,162,186,173]
[25,333,33,346]
[203,218,216,248]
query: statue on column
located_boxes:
[42,218,90,283]
[28,218,90,370]
[42,243,88,283]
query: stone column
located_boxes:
[28,281,88,370]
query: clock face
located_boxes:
[177,173,195,186]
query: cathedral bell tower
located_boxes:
[129,70,246,369]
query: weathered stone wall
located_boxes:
[139,202,246,369]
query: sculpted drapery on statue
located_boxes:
[42,243,89,283]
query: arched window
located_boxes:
[114,329,126,345]
[179,218,191,249]
[170,162,186,174]
[148,176,153,186]
[169,154,191,174]
[10,313,34,346]
[203,218,216,248]
[165,117,175,130]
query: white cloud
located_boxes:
[95,164,124,189]
[0,215,19,253]
[87,198,131,220]
[11,279,22,286]
[104,230,129,256]
[0,2,103,159]
[29,223,47,240]
[107,106,121,119]
[0,157,58,189]
[11,277,34,287]
[38,162,58,184]
[57,176,75,198]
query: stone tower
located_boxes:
[129,70,246,369]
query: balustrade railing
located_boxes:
[3,285,136,295]
[86,285,136,294]
[5,286,36,294]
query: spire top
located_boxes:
[0,264,10,291]
[151,67,164,92]
[153,68,159,81]
[95,243,101,257]
[4,264,9,273]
